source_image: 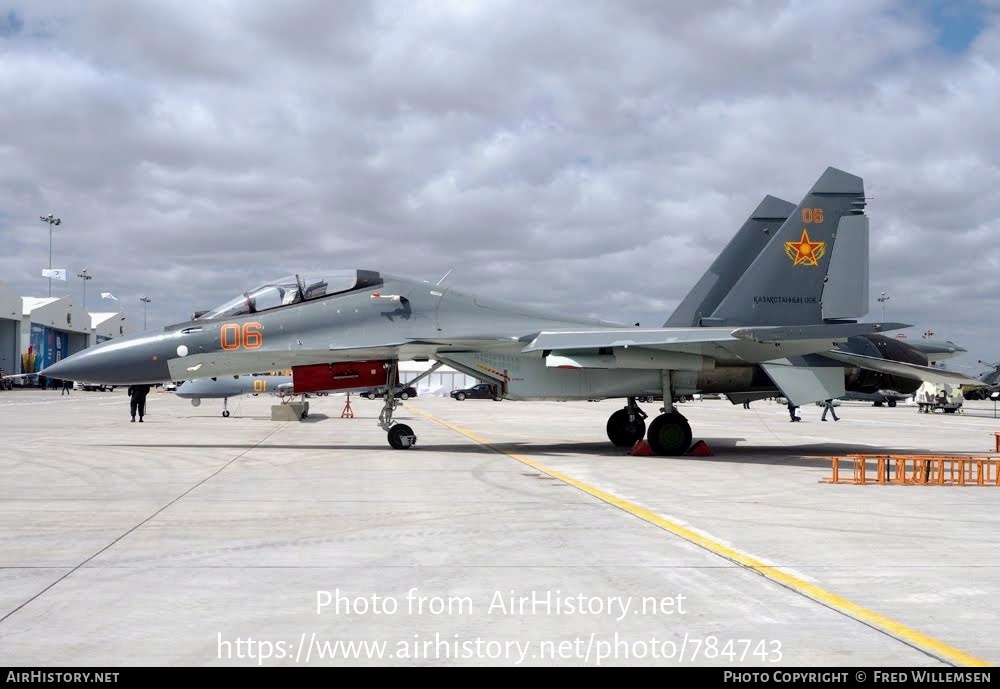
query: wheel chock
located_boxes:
[687,440,714,456]
[629,440,654,456]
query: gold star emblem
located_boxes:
[785,228,826,267]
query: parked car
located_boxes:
[73,381,118,392]
[450,383,502,401]
[360,386,417,400]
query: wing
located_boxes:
[521,322,909,361]
[519,322,925,407]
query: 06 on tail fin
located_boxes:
[706,167,868,327]
[664,195,795,327]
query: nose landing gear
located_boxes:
[378,361,416,449]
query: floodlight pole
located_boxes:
[877,291,890,322]
[140,296,151,330]
[39,213,62,297]
[77,269,92,310]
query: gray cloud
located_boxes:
[0,0,998,368]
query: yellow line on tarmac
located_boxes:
[407,405,991,667]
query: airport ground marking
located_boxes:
[408,405,991,668]
[0,422,291,626]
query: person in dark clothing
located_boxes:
[787,401,801,422]
[821,398,840,422]
[61,379,72,395]
[127,384,151,422]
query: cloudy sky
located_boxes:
[1,0,997,370]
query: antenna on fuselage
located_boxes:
[436,268,454,286]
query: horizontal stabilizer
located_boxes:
[821,351,985,386]
[726,391,776,405]
[761,359,847,406]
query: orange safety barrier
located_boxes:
[819,454,1000,486]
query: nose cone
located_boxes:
[40,331,173,384]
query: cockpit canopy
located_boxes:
[198,270,382,320]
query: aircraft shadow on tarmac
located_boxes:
[95,438,927,467]
[99,442,497,454]
[176,413,333,421]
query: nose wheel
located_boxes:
[222,397,230,418]
[378,361,416,449]
[388,423,416,449]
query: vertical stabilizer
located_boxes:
[664,195,795,327]
[707,167,867,326]
[821,214,869,320]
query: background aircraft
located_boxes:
[963,362,1000,400]
[41,167,981,455]
[836,337,968,406]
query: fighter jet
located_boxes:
[41,167,979,455]
[962,362,1000,400]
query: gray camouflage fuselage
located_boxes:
[43,273,849,401]
[40,166,977,409]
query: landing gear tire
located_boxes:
[887,399,897,408]
[647,413,692,456]
[222,410,230,418]
[388,423,416,449]
[606,408,647,447]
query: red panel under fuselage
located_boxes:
[292,360,395,393]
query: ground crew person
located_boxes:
[127,384,151,422]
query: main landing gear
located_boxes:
[607,372,693,456]
[646,412,692,456]
[606,398,647,447]
[379,361,416,450]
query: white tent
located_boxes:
[399,360,481,397]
